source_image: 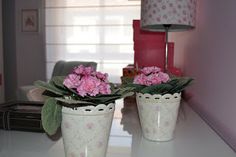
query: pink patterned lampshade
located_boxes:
[141,0,197,31]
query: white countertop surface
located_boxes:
[0,98,235,157]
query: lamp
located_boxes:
[141,0,196,72]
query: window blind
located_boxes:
[45,0,140,83]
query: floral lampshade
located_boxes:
[141,0,197,31]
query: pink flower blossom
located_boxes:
[73,65,85,74]
[64,66,111,97]
[96,72,108,82]
[99,82,111,94]
[148,73,162,85]
[63,74,81,88]
[76,76,100,97]
[134,66,170,86]
[83,66,94,75]
[134,73,147,85]
[141,66,161,75]
[158,72,170,83]
[73,65,94,75]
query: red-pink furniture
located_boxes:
[133,20,182,76]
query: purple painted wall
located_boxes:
[15,0,46,87]
[170,0,236,150]
[3,0,46,101]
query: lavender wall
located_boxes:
[170,0,236,150]
[15,0,46,87]
[3,0,46,101]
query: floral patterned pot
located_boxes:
[61,103,115,157]
[136,93,181,141]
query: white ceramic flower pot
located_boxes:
[136,92,181,141]
[61,103,115,157]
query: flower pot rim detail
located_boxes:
[136,92,182,141]
[62,103,115,116]
[136,92,181,103]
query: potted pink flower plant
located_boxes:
[127,66,193,141]
[35,65,133,157]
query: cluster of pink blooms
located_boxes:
[133,66,170,86]
[63,65,111,97]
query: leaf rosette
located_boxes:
[35,65,134,135]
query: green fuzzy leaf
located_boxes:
[116,87,135,96]
[121,76,134,84]
[42,98,62,135]
[123,84,146,92]
[85,94,121,104]
[50,76,82,96]
[56,97,96,106]
[168,78,180,86]
[36,79,136,107]
[109,83,117,93]
[89,93,120,98]
[141,84,173,95]
[111,88,120,94]
[50,76,67,90]
[124,76,194,95]
[42,90,62,97]
[169,77,193,93]
[34,80,66,96]
[120,92,134,98]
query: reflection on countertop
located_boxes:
[0,97,235,157]
[121,97,142,157]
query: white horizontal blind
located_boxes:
[45,0,140,83]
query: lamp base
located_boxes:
[164,24,171,72]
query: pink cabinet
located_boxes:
[133,20,182,76]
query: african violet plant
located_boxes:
[126,66,193,95]
[35,65,133,135]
